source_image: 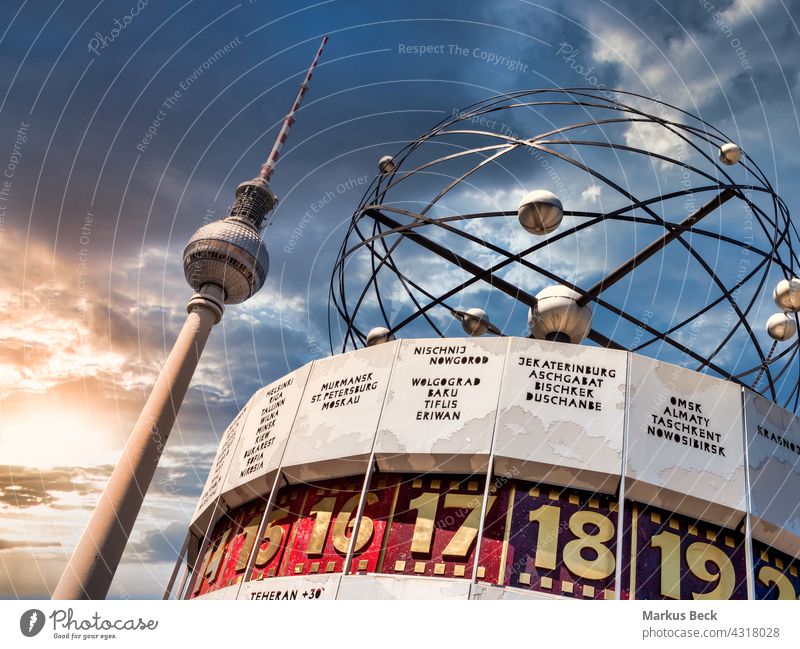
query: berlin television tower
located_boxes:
[53,36,329,600]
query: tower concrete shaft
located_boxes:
[53,36,328,601]
[52,285,224,600]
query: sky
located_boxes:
[1,0,800,598]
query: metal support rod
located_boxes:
[751,340,778,390]
[339,460,377,583]
[53,284,225,600]
[613,352,632,599]
[576,188,736,307]
[233,471,284,600]
[367,209,633,350]
[174,553,192,601]
[162,532,190,599]
[740,388,756,600]
[182,498,225,599]
[366,209,538,310]
[586,329,626,351]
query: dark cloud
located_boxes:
[0,549,63,598]
[0,538,60,550]
[0,465,112,509]
[148,448,219,500]
[127,521,187,563]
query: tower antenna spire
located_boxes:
[260,35,328,183]
[221,36,329,231]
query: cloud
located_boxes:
[574,0,793,113]
[0,550,65,598]
[581,184,602,203]
[0,465,112,509]
[0,539,61,551]
[127,521,187,563]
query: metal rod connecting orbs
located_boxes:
[576,188,737,307]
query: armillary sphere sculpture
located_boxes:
[329,88,800,410]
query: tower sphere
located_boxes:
[460,308,493,336]
[517,190,564,235]
[183,218,269,305]
[767,313,797,341]
[773,278,800,313]
[528,285,592,344]
[719,142,742,165]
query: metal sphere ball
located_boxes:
[517,190,563,235]
[378,155,396,174]
[528,285,593,344]
[366,326,395,346]
[767,313,797,341]
[773,278,800,313]
[183,218,269,304]
[718,142,741,165]
[461,308,492,336]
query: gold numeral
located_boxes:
[331,493,378,554]
[409,492,439,555]
[307,496,336,556]
[306,493,378,557]
[651,530,737,600]
[528,505,615,579]
[686,542,734,600]
[235,514,263,571]
[253,510,288,568]
[757,565,797,600]
[441,494,497,560]
[192,528,232,595]
[650,530,681,599]
[408,491,496,560]
[528,504,560,571]
[562,510,615,580]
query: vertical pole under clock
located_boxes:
[162,532,190,599]
[614,351,632,600]
[182,497,225,599]
[740,388,755,600]
[173,550,192,600]
[334,341,401,599]
[233,470,284,600]
[469,337,510,599]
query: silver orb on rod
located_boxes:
[378,155,396,174]
[767,313,797,342]
[774,278,800,313]
[517,189,564,235]
[718,142,742,165]
[528,286,593,344]
[366,326,395,346]
[455,307,501,337]
[329,88,800,410]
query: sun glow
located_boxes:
[0,406,124,468]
